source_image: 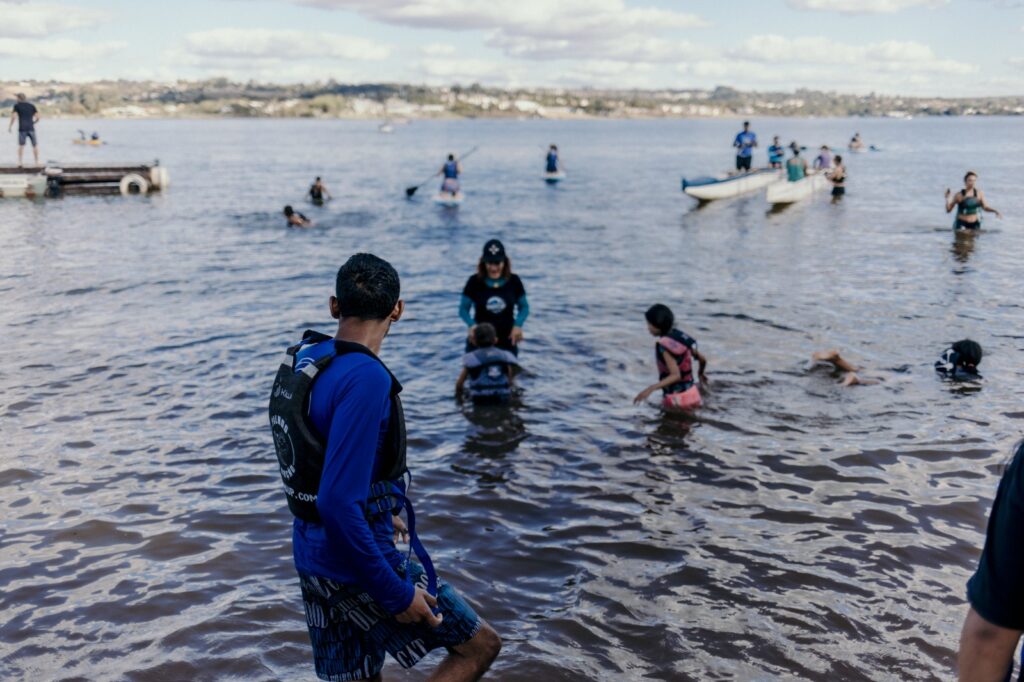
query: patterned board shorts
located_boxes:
[298,561,482,681]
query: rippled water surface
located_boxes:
[2,117,1023,680]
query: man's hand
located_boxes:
[396,588,442,627]
[392,514,408,545]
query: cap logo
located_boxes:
[488,244,500,255]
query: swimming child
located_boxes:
[284,205,312,228]
[456,322,518,404]
[935,339,982,381]
[808,350,878,386]
[634,304,708,410]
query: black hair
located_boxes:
[645,304,674,336]
[743,121,750,127]
[952,339,982,367]
[283,205,294,216]
[550,144,557,149]
[474,322,497,347]
[834,154,843,163]
[448,154,455,161]
[315,176,321,181]
[335,253,400,320]
[964,171,978,182]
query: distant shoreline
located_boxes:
[4,80,1023,120]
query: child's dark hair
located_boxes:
[645,304,674,336]
[474,322,497,348]
[952,339,983,367]
[335,253,400,320]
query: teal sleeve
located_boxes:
[514,294,530,327]
[459,295,474,327]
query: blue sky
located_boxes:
[0,0,1021,95]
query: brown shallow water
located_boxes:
[1,117,1023,680]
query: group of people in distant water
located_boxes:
[736,120,846,202]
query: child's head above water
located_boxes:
[952,339,983,368]
[645,304,674,337]
[474,322,497,348]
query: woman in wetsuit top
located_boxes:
[459,239,529,355]
[829,155,845,203]
[946,171,1002,230]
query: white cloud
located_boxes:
[420,43,456,56]
[414,57,523,85]
[184,28,391,61]
[0,37,126,61]
[293,0,706,61]
[729,35,973,75]
[787,0,948,13]
[0,1,107,37]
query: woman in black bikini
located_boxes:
[946,171,1002,231]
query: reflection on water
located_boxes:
[1,116,1023,680]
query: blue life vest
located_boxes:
[443,161,459,178]
[935,347,981,381]
[464,347,518,403]
[546,151,558,173]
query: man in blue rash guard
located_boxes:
[733,120,757,172]
[459,239,529,355]
[278,254,500,681]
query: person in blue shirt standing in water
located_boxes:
[545,144,559,173]
[768,135,785,169]
[733,120,757,173]
[439,153,462,197]
[269,254,500,681]
[460,239,529,356]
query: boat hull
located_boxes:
[682,168,780,200]
[766,172,829,205]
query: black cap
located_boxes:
[482,239,506,263]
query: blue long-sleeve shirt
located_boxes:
[290,338,415,615]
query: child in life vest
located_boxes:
[634,304,708,410]
[456,323,518,404]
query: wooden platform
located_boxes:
[0,162,169,197]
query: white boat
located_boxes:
[766,171,830,205]
[378,122,395,134]
[681,168,781,200]
[0,173,47,198]
[433,192,463,207]
[543,171,565,183]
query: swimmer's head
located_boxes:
[645,304,674,336]
[964,171,978,187]
[283,205,294,216]
[448,154,455,161]
[834,154,843,164]
[952,339,982,368]
[474,323,497,348]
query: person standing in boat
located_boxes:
[946,171,1001,231]
[786,145,807,182]
[545,144,559,174]
[733,121,757,173]
[440,153,462,197]
[828,155,846,203]
[460,239,529,356]
[768,136,785,169]
[308,177,332,205]
[8,93,40,167]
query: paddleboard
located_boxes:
[433,192,463,207]
[544,171,566,183]
[72,139,103,146]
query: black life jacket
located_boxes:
[268,330,408,523]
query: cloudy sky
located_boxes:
[1,0,1021,95]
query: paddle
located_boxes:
[405,146,479,197]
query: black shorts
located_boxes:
[831,186,845,197]
[735,155,752,171]
[956,217,980,231]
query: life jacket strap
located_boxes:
[366,478,439,600]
